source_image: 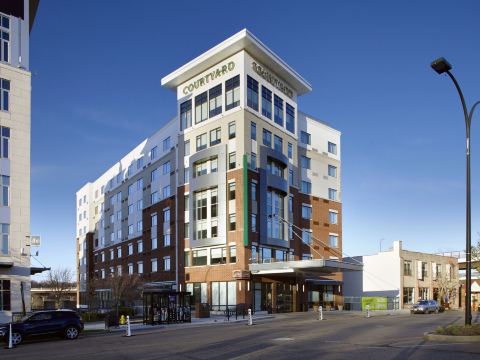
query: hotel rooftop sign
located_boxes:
[251,61,294,99]
[182,61,236,95]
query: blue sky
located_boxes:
[29,0,480,278]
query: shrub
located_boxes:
[435,324,480,336]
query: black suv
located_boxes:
[0,310,84,346]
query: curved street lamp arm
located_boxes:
[469,100,480,123]
[446,71,470,128]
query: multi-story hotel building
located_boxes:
[0,0,39,323]
[77,30,357,312]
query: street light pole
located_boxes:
[431,57,480,326]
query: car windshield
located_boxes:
[418,301,429,305]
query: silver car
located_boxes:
[411,300,439,314]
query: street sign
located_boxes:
[30,235,41,246]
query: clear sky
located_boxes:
[29,0,480,279]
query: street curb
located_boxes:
[423,332,480,343]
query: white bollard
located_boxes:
[318,306,323,321]
[126,315,131,337]
[248,308,253,326]
[366,305,370,318]
[8,323,13,349]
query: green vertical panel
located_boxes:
[243,154,248,247]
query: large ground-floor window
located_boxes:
[403,287,414,304]
[186,283,207,304]
[211,281,236,310]
[0,279,10,311]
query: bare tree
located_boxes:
[435,271,458,307]
[43,267,75,308]
[105,273,142,319]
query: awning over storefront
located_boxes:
[30,266,50,275]
[0,260,14,268]
[249,259,362,278]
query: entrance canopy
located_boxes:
[249,259,362,278]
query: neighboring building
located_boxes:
[31,285,77,310]
[343,241,459,310]
[0,0,40,323]
[76,29,356,312]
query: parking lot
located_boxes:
[1,310,480,359]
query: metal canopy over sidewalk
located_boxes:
[249,259,362,278]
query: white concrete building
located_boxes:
[0,0,39,323]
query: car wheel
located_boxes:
[64,326,79,340]
[10,332,22,346]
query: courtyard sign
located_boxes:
[182,61,236,95]
[251,61,294,99]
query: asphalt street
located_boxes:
[2,311,480,359]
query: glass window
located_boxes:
[184,140,190,156]
[289,169,294,186]
[163,161,171,175]
[193,249,208,266]
[247,75,259,111]
[0,19,10,64]
[162,185,170,199]
[266,190,285,239]
[301,156,311,169]
[328,188,337,201]
[301,180,311,194]
[230,246,237,263]
[274,135,283,153]
[151,237,157,250]
[0,175,9,206]
[0,79,9,111]
[225,75,240,110]
[151,258,157,272]
[137,178,143,191]
[251,122,256,140]
[300,131,311,145]
[137,157,144,169]
[211,247,227,265]
[228,152,236,170]
[196,133,207,151]
[211,188,218,218]
[250,152,257,170]
[328,165,337,178]
[287,142,293,159]
[403,287,414,305]
[228,182,236,200]
[151,168,158,182]
[251,182,257,201]
[286,104,295,133]
[0,126,10,158]
[262,129,272,148]
[329,211,338,224]
[261,86,272,119]
[184,251,190,267]
[274,95,283,126]
[251,214,257,232]
[163,136,171,152]
[0,223,9,255]
[403,260,412,276]
[209,84,222,117]
[151,213,158,227]
[1,280,11,310]
[151,146,158,160]
[302,204,312,219]
[210,127,221,146]
[328,141,337,155]
[211,218,218,237]
[229,213,236,231]
[151,191,158,204]
[228,121,236,139]
[329,234,338,248]
[164,256,171,271]
[267,158,285,177]
[180,99,192,130]
[195,91,208,124]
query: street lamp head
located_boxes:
[431,57,452,74]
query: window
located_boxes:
[301,156,311,169]
[211,219,218,237]
[328,165,337,178]
[228,121,236,139]
[0,175,9,206]
[0,223,9,255]
[0,15,10,63]
[162,185,171,199]
[164,208,170,223]
[274,135,283,153]
[151,191,158,204]
[301,180,311,194]
[230,246,236,263]
[403,287,414,305]
[328,188,337,201]
[137,199,143,211]
[184,140,190,156]
[137,178,143,191]
[138,240,143,253]
[101,252,105,262]
[137,157,144,169]
[117,266,122,276]
[193,249,208,266]
[195,91,208,124]
[151,146,158,160]
[151,213,158,227]
[196,133,207,151]
[251,182,257,201]
[151,258,158,272]
[247,75,259,111]
[0,126,10,158]
[262,129,272,148]
[267,158,285,177]
[329,211,338,224]
[328,141,337,155]
[184,168,190,183]
[251,122,256,140]
[195,190,208,221]
[117,247,122,258]
[210,127,221,146]
[266,190,284,239]
[163,136,171,152]
[110,214,114,224]
[162,161,171,175]
[137,220,143,232]
[229,213,236,231]
[0,279,11,311]
[151,237,157,250]
[211,188,218,218]
[116,210,122,220]
[180,100,192,130]
[286,103,295,133]
[211,158,218,173]
[404,260,412,276]
[0,78,9,111]
[302,204,312,219]
[128,263,134,275]
[251,214,257,232]
[209,84,222,117]
[184,223,190,239]
[195,160,208,177]
[109,249,114,260]
[225,75,240,110]
[329,234,338,248]
[228,182,236,200]
[128,184,134,195]
[164,233,170,247]
[128,224,134,236]
[300,131,311,145]
[261,86,272,119]
[128,243,133,256]
[289,169,294,186]
[421,261,428,279]
[228,152,236,170]
[151,168,158,182]
[287,142,293,159]
[274,95,283,126]
[211,247,226,265]
[250,152,257,170]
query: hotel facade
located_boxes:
[0,0,39,323]
[76,30,353,312]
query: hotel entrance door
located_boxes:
[254,282,272,312]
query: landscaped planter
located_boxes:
[424,332,480,343]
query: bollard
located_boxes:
[126,315,131,337]
[248,308,253,326]
[366,305,370,318]
[318,306,323,321]
[8,323,13,349]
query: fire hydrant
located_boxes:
[120,315,126,325]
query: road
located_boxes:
[2,311,480,359]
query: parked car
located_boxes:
[0,310,84,346]
[411,300,440,314]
